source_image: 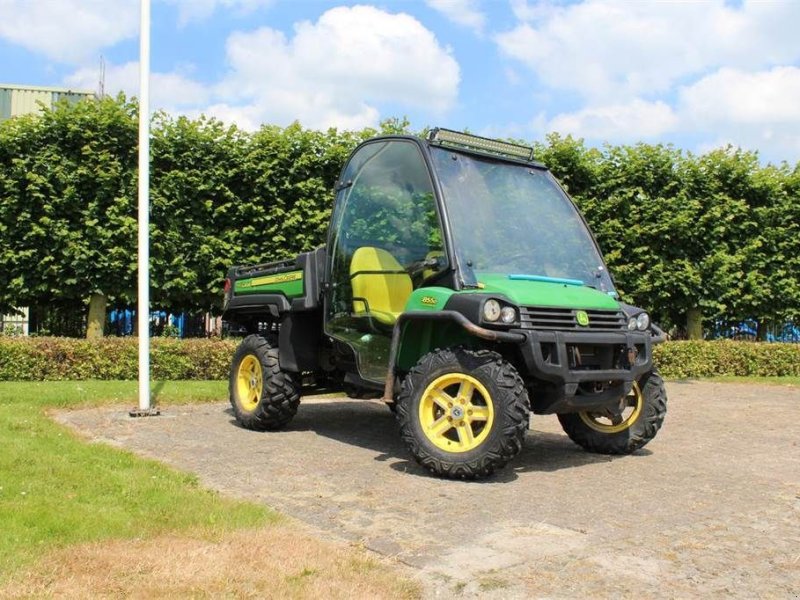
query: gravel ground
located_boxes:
[56,381,800,598]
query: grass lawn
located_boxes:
[0,381,418,598]
[0,381,267,577]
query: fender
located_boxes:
[382,310,525,401]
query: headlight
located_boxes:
[483,299,501,322]
[627,317,637,330]
[636,312,650,331]
[500,306,517,324]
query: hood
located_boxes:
[476,272,619,310]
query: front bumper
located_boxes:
[516,328,653,414]
[383,310,653,412]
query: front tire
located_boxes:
[396,347,530,479]
[557,369,667,454]
[229,334,300,431]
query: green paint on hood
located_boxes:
[476,272,619,310]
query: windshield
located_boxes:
[430,147,616,294]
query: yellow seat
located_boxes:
[350,247,412,326]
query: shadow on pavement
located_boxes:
[224,399,648,482]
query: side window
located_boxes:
[325,141,445,380]
[328,141,445,318]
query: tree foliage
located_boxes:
[537,135,799,336]
[0,97,797,338]
[0,96,138,323]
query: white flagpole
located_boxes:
[137,0,151,411]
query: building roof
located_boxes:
[0,83,96,121]
[0,83,95,95]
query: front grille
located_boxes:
[519,307,626,331]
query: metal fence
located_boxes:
[108,309,220,338]
[0,307,29,335]
[708,320,800,343]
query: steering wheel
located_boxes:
[406,256,441,276]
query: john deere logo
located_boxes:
[575,310,590,327]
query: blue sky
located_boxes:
[1,0,799,163]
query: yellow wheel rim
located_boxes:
[579,382,643,433]
[419,373,494,453]
[236,355,263,412]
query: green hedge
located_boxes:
[0,337,798,381]
[0,337,236,381]
[653,340,800,378]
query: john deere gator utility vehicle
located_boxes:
[222,128,667,479]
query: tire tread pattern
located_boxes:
[558,370,667,455]
[229,334,300,431]
[396,347,530,479]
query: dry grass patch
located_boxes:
[2,525,419,599]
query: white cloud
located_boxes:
[164,0,274,26]
[0,0,138,63]
[496,0,800,101]
[190,103,264,131]
[538,67,800,161]
[0,0,275,64]
[679,66,800,159]
[680,67,800,125]
[498,1,800,161]
[425,0,485,34]
[64,61,209,111]
[55,5,460,132]
[212,5,460,130]
[508,0,565,23]
[544,99,678,141]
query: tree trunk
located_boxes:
[30,305,45,335]
[86,293,107,339]
[756,320,768,341]
[686,307,703,340]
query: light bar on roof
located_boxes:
[429,128,534,161]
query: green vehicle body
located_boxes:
[222,128,666,478]
[233,270,305,297]
[394,279,620,369]
[405,277,619,311]
[231,272,616,311]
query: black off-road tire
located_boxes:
[396,347,530,479]
[557,369,667,454]
[229,334,300,431]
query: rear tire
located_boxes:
[396,347,530,479]
[557,369,667,454]
[229,334,300,431]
